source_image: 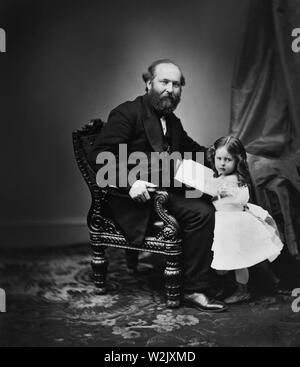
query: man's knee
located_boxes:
[183,200,215,226]
[168,194,215,224]
[192,201,214,218]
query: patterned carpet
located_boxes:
[0,245,299,347]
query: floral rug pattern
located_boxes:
[0,245,299,347]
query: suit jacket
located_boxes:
[89,94,206,245]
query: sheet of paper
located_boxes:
[174,159,216,196]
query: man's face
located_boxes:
[147,63,182,115]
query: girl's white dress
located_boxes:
[211,184,284,270]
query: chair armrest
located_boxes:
[152,190,181,241]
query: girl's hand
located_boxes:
[218,189,234,198]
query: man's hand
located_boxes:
[129,180,158,203]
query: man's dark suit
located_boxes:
[89,94,216,293]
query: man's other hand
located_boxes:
[129,180,157,202]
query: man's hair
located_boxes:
[142,59,186,91]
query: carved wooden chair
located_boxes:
[72,119,183,308]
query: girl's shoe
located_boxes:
[224,284,251,304]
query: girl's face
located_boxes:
[214,146,236,176]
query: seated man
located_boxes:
[89,59,227,312]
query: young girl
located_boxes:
[207,136,283,304]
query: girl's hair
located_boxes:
[207,136,251,185]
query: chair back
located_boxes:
[72,119,105,184]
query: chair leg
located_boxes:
[91,244,108,294]
[164,255,182,308]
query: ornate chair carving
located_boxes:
[72,119,183,308]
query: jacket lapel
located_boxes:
[142,95,164,152]
[166,114,181,151]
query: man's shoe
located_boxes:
[184,293,228,313]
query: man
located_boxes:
[89,59,227,312]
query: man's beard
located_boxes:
[148,89,181,115]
